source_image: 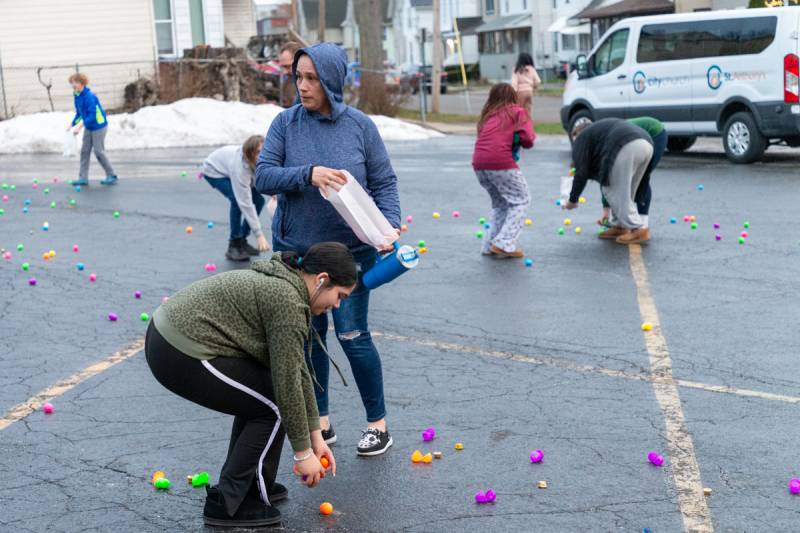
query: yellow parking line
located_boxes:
[0,339,144,431]
[628,244,713,532]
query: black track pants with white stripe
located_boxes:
[145,322,286,516]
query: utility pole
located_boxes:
[431,0,442,114]
[290,0,298,31]
[318,0,326,42]
[420,28,427,123]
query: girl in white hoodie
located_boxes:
[203,136,276,261]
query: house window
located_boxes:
[561,34,577,50]
[486,0,495,15]
[153,0,175,55]
[189,0,206,47]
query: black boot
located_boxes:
[225,239,250,262]
[203,486,281,527]
[241,240,260,256]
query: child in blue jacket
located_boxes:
[67,73,117,186]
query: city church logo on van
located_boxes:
[633,71,647,94]
[707,65,723,90]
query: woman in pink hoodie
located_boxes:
[472,83,535,258]
[511,53,541,118]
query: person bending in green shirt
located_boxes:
[145,242,357,528]
[599,116,667,228]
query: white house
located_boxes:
[547,0,593,67]
[0,0,257,117]
[474,0,557,82]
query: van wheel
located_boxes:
[666,136,696,152]
[723,112,766,164]
[568,110,593,142]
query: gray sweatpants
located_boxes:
[79,127,116,179]
[602,139,653,229]
[475,168,531,253]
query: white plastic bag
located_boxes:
[62,130,78,158]
[321,170,396,249]
[560,175,573,205]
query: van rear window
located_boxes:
[637,16,777,63]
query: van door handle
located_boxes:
[617,74,627,80]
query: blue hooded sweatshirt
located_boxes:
[255,43,401,254]
[71,87,108,131]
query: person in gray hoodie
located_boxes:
[256,42,400,457]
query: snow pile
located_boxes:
[0,98,443,154]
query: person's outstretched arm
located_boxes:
[255,113,313,195]
[229,161,263,238]
[363,120,401,229]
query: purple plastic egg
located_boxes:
[530,450,544,463]
[108,312,118,322]
[715,234,722,241]
[422,430,434,442]
[485,489,496,502]
[647,451,664,466]
[474,491,487,504]
[134,290,142,299]
[789,479,800,494]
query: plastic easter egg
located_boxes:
[641,322,653,332]
[28,277,37,286]
[647,451,664,466]
[319,502,333,515]
[108,312,118,322]
[43,403,54,414]
[89,273,97,282]
[530,450,544,463]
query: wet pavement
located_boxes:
[2,136,800,532]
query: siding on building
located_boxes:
[222,0,257,47]
[173,0,225,54]
[0,0,156,116]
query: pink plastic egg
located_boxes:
[789,479,800,494]
[42,403,54,414]
[647,451,664,466]
[89,273,97,282]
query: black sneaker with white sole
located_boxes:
[322,425,337,445]
[357,427,393,456]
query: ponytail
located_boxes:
[281,242,358,287]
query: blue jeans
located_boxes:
[204,176,266,241]
[310,247,386,423]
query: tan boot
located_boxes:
[598,226,629,240]
[490,245,524,258]
[616,227,650,245]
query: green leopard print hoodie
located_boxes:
[152,253,320,452]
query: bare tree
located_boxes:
[355,0,386,114]
[36,67,55,112]
[318,0,326,42]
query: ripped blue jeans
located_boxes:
[311,247,386,422]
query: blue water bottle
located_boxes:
[362,244,420,290]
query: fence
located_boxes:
[0,59,157,120]
[0,56,286,120]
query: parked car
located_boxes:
[404,65,448,95]
[561,7,800,163]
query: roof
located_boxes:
[576,0,674,20]
[451,16,484,36]
[474,13,532,34]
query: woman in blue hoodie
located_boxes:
[256,43,400,457]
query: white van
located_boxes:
[560,7,800,163]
